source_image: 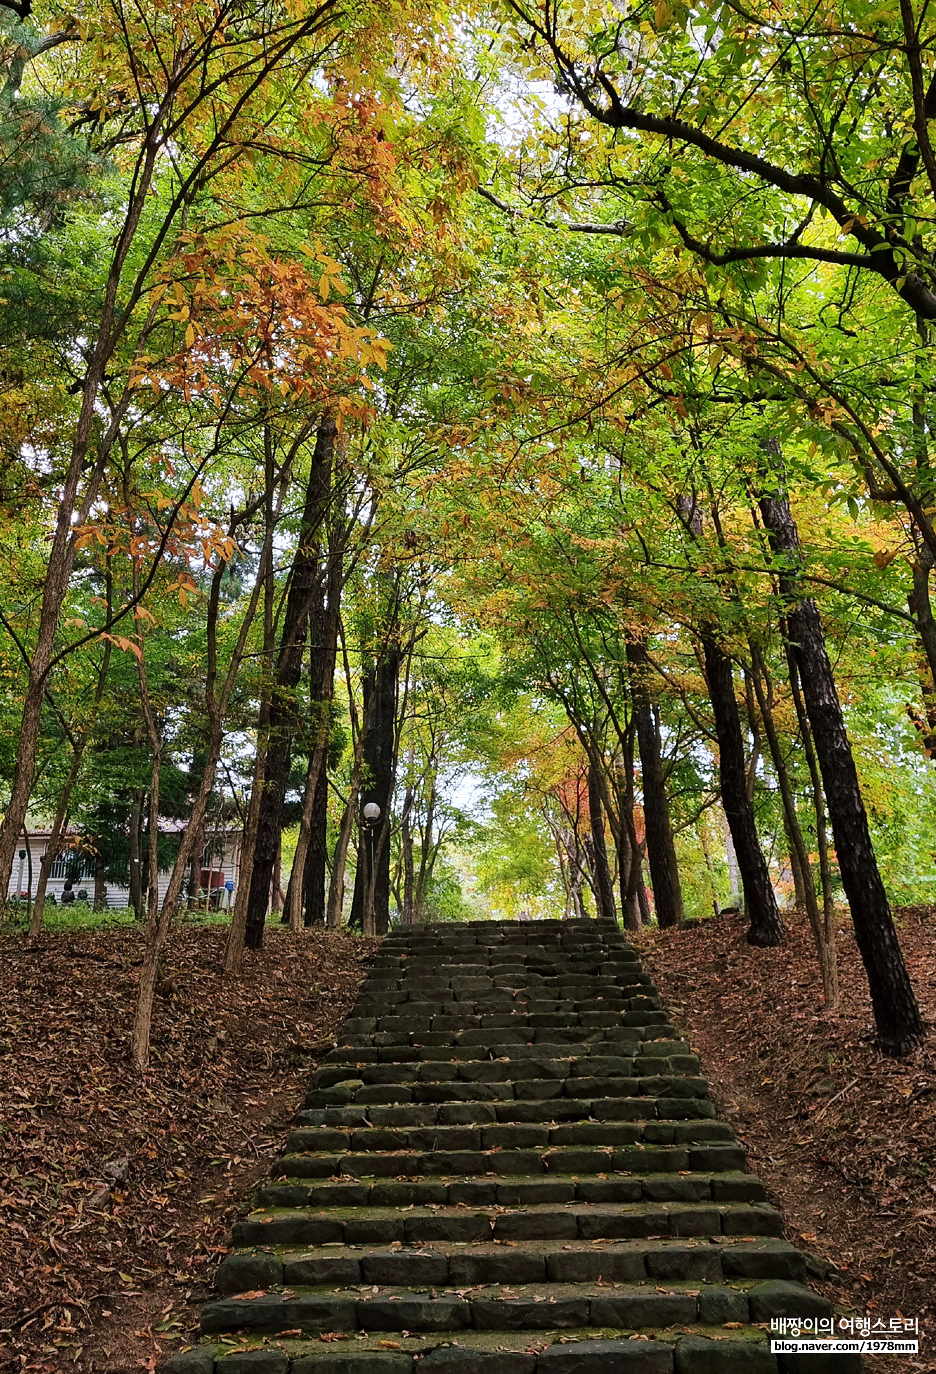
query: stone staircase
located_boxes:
[165,919,858,1374]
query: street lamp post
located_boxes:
[361,802,381,936]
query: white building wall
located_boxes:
[7,832,242,909]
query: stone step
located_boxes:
[201,1276,829,1335]
[271,1141,745,1179]
[323,1049,701,1074]
[165,919,856,1374]
[216,1236,808,1295]
[232,1199,783,1246]
[167,1330,860,1374]
[295,1105,733,1136]
[253,1170,767,1211]
[284,1118,722,1152]
[304,1082,713,1113]
[354,1008,666,1029]
[339,1027,681,1048]
[311,1062,708,1092]
[352,987,654,1006]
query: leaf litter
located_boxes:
[0,922,376,1372]
[637,905,936,1374]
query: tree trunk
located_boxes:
[292,539,343,930]
[327,798,355,927]
[615,818,639,930]
[303,756,329,926]
[786,644,836,936]
[908,551,936,756]
[93,850,106,911]
[759,488,922,1054]
[625,639,684,928]
[401,785,415,924]
[271,837,285,914]
[29,753,83,940]
[245,417,336,950]
[587,760,616,922]
[414,780,437,920]
[128,789,144,919]
[635,849,652,926]
[784,810,809,909]
[750,642,837,1006]
[350,649,401,936]
[285,744,326,931]
[130,589,164,1071]
[702,634,785,946]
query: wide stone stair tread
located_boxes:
[164,920,857,1373]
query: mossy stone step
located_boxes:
[167,1331,861,1374]
[201,1277,830,1335]
[256,1170,766,1211]
[293,1105,732,1138]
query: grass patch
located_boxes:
[5,901,139,934]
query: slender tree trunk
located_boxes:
[128,789,144,919]
[786,645,836,939]
[225,477,279,976]
[29,755,83,940]
[293,540,343,929]
[908,551,936,756]
[702,634,785,946]
[587,760,616,922]
[784,811,809,909]
[750,642,837,1006]
[245,417,336,949]
[625,639,684,928]
[635,849,652,926]
[285,745,326,931]
[759,488,922,1054]
[271,837,285,914]
[724,821,741,907]
[742,669,761,802]
[350,649,401,936]
[303,758,329,926]
[414,781,436,920]
[699,820,720,915]
[327,798,356,927]
[130,592,164,1071]
[401,783,415,925]
[93,850,106,911]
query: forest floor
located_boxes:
[0,920,377,1374]
[2,912,933,1374]
[636,906,936,1374]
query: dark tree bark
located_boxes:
[245,417,336,949]
[635,850,652,926]
[749,641,837,1006]
[909,551,936,756]
[93,851,106,912]
[625,639,684,928]
[350,648,401,936]
[702,634,786,947]
[759,489,923,1054]
[302,760,329,925]
[128,788,144,919]
[303,547,343,927]
[587,760,616,922]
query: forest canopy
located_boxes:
[1,0,935,1061]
